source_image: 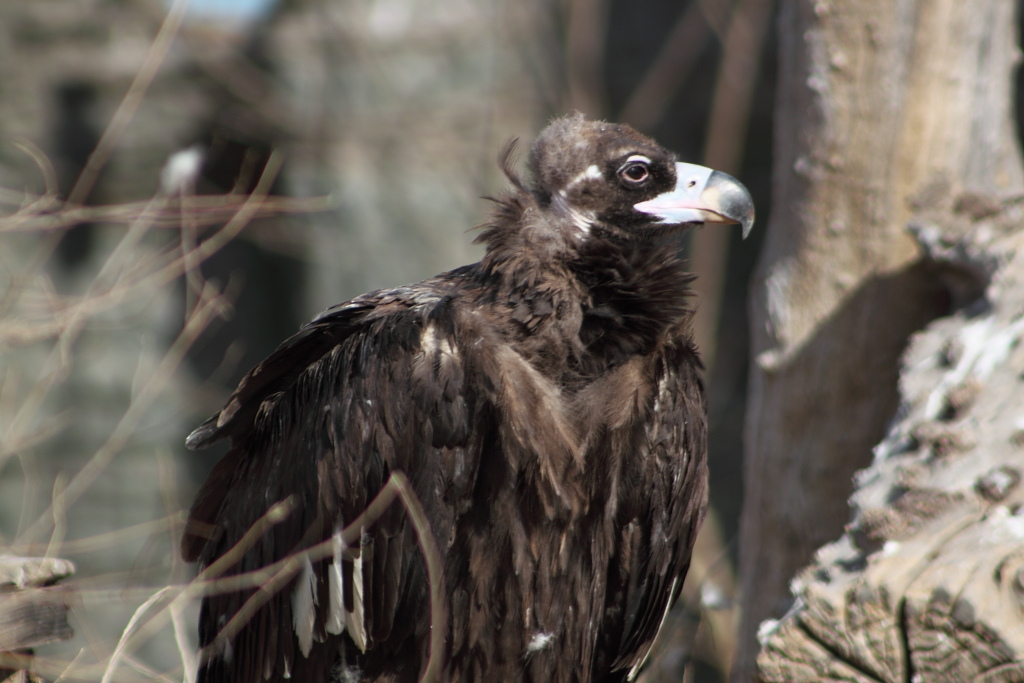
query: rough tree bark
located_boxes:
[736,0,1024,679]
[759,192,1024,682]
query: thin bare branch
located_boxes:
[171,599,197,683]
[0,193,333,234]
[389,472,447,683]
[6,513,185,557]
[16,286,228,544]
[12,137,59,198]
[45,472,69,559]
[179,188,204,321]
[100,586,176,683]
[196,498,298,586]
[1,152,284,482]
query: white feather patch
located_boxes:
[526,631,555,653]
[552,192,595,234]
[420,323,438,354]
[325,528,369,651]
[420,323,459,359]
[292,556,318,657]
[565,163,603,189]
[326,531,345,635]
[346,531,368,652]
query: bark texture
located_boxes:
[736,0,1024,678]
[759,197,1024,681]
[0,555,74,681]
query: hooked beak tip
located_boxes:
[706,169,755,239]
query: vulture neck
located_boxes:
[477,195,696,374]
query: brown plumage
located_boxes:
[183,113,754,682]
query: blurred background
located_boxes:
[0,0,776,680]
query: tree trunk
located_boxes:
[759,197,1024,681]
[735,0,1024,679]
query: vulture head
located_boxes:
[526,113,754,242]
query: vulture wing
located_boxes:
[183,275,484,682]
[610,344,708,678]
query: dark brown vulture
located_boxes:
[182,113,754,683]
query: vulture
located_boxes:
[182,113,754,683]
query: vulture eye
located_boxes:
[617,161,650,186]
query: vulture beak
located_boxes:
[634,162,755,238]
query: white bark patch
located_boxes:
[987,506,1024,541]
[923,315,1024,420]
[759,261,797,366]
[757,618,782,647]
